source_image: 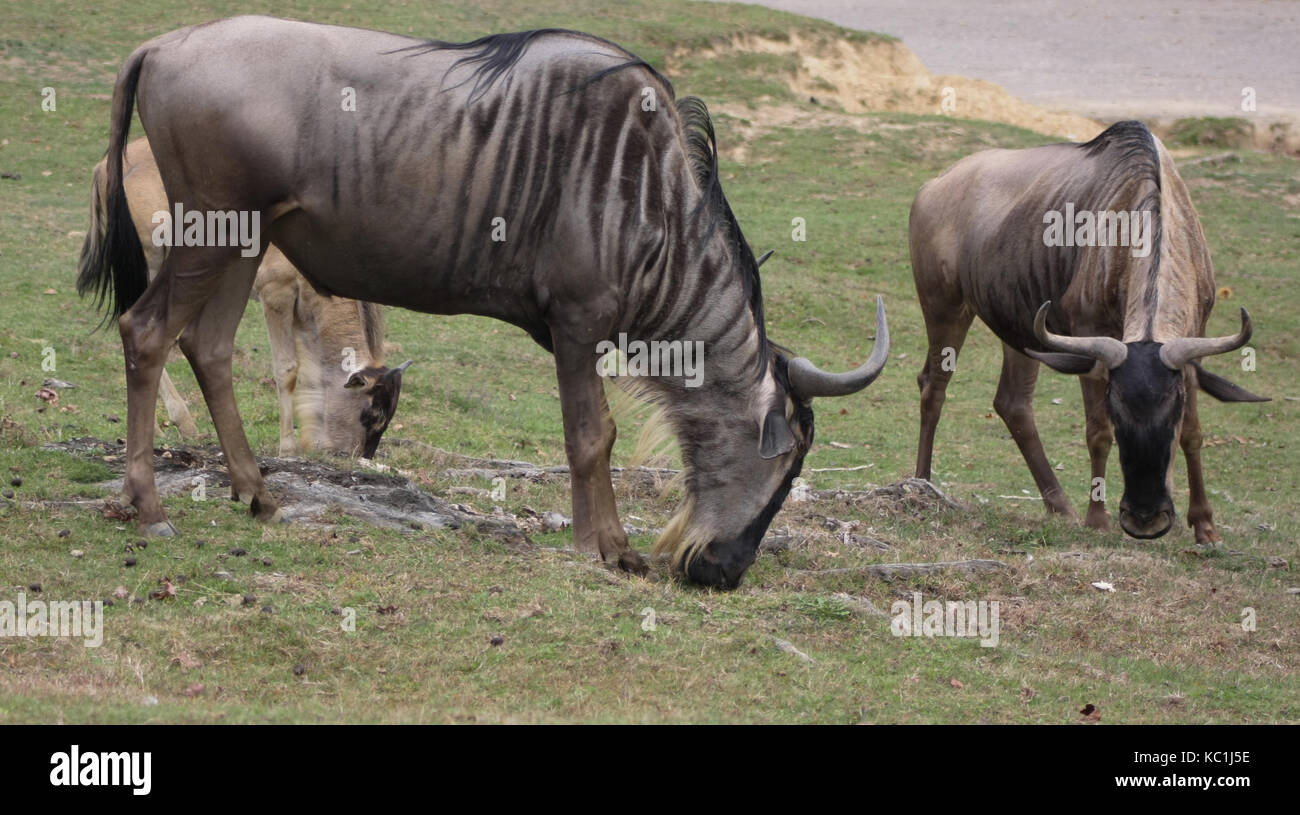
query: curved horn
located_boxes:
[1159,308,1253,370]
[756,249,774,267]
[1033,301,1127,369]
[788,296,889,399]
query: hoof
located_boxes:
[249,495,283,523]
[1084,513,1110,532]
[616,549,649,577]
[142,520,179,537]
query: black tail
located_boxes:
[76,47,148,320]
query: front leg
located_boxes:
[994,344,1078,519]
[1181,373,1220,543]
[256,270,302,456]
[551,335,647,575]
[157,364,200,438]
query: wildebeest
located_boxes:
[77,17,888,588]
[910,120,1266,543]
[82,139,410,458]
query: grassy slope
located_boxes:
[0,0,1295,723]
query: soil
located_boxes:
[44,438,530,544]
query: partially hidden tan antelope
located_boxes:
[82,138,411,458]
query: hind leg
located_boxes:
[177,255,279,520]
[915,303,975,481]
[994,343,1076,518]
[118,246,234,535]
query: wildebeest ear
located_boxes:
[759,409,796,459]
[343,371,369,389]
[1192,361,1269,403]
[1025,348,1097,375]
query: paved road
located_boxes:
[716,0,1300,119]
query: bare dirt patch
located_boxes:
[43,438,530,544]
[677,33,1102,140]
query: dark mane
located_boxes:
[676,95,771,375]
[387,28,673,103]
[1077,120,1165,309]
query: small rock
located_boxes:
[28,583,41,593]
[124,557,137,567]
[135,539,147,550]
[489,635,504,646]
[293,664,306,676]
[194,539,205,548]
[773,637,815,665]
[1266,556,1288,569]
[1,490,12,500]
[70,549,84,558]
[142,696,159,707]
[241,594,257,605]
[213,571,232,580]
[261,557,272,566]
[261,605,273,614]
[105,414,120,423]
[10,476,21,487]
[57,529,70,538]
[229,547,247,557]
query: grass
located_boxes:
[0,0,1296,723]
[1167,117,1256,149]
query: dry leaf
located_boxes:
[149,579,178,601]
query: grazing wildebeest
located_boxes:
[910,120,1266,543]
[82,139,410,458]
[77,17,889,588]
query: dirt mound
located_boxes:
[43,438,529,544]
[682,33,1102,141]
